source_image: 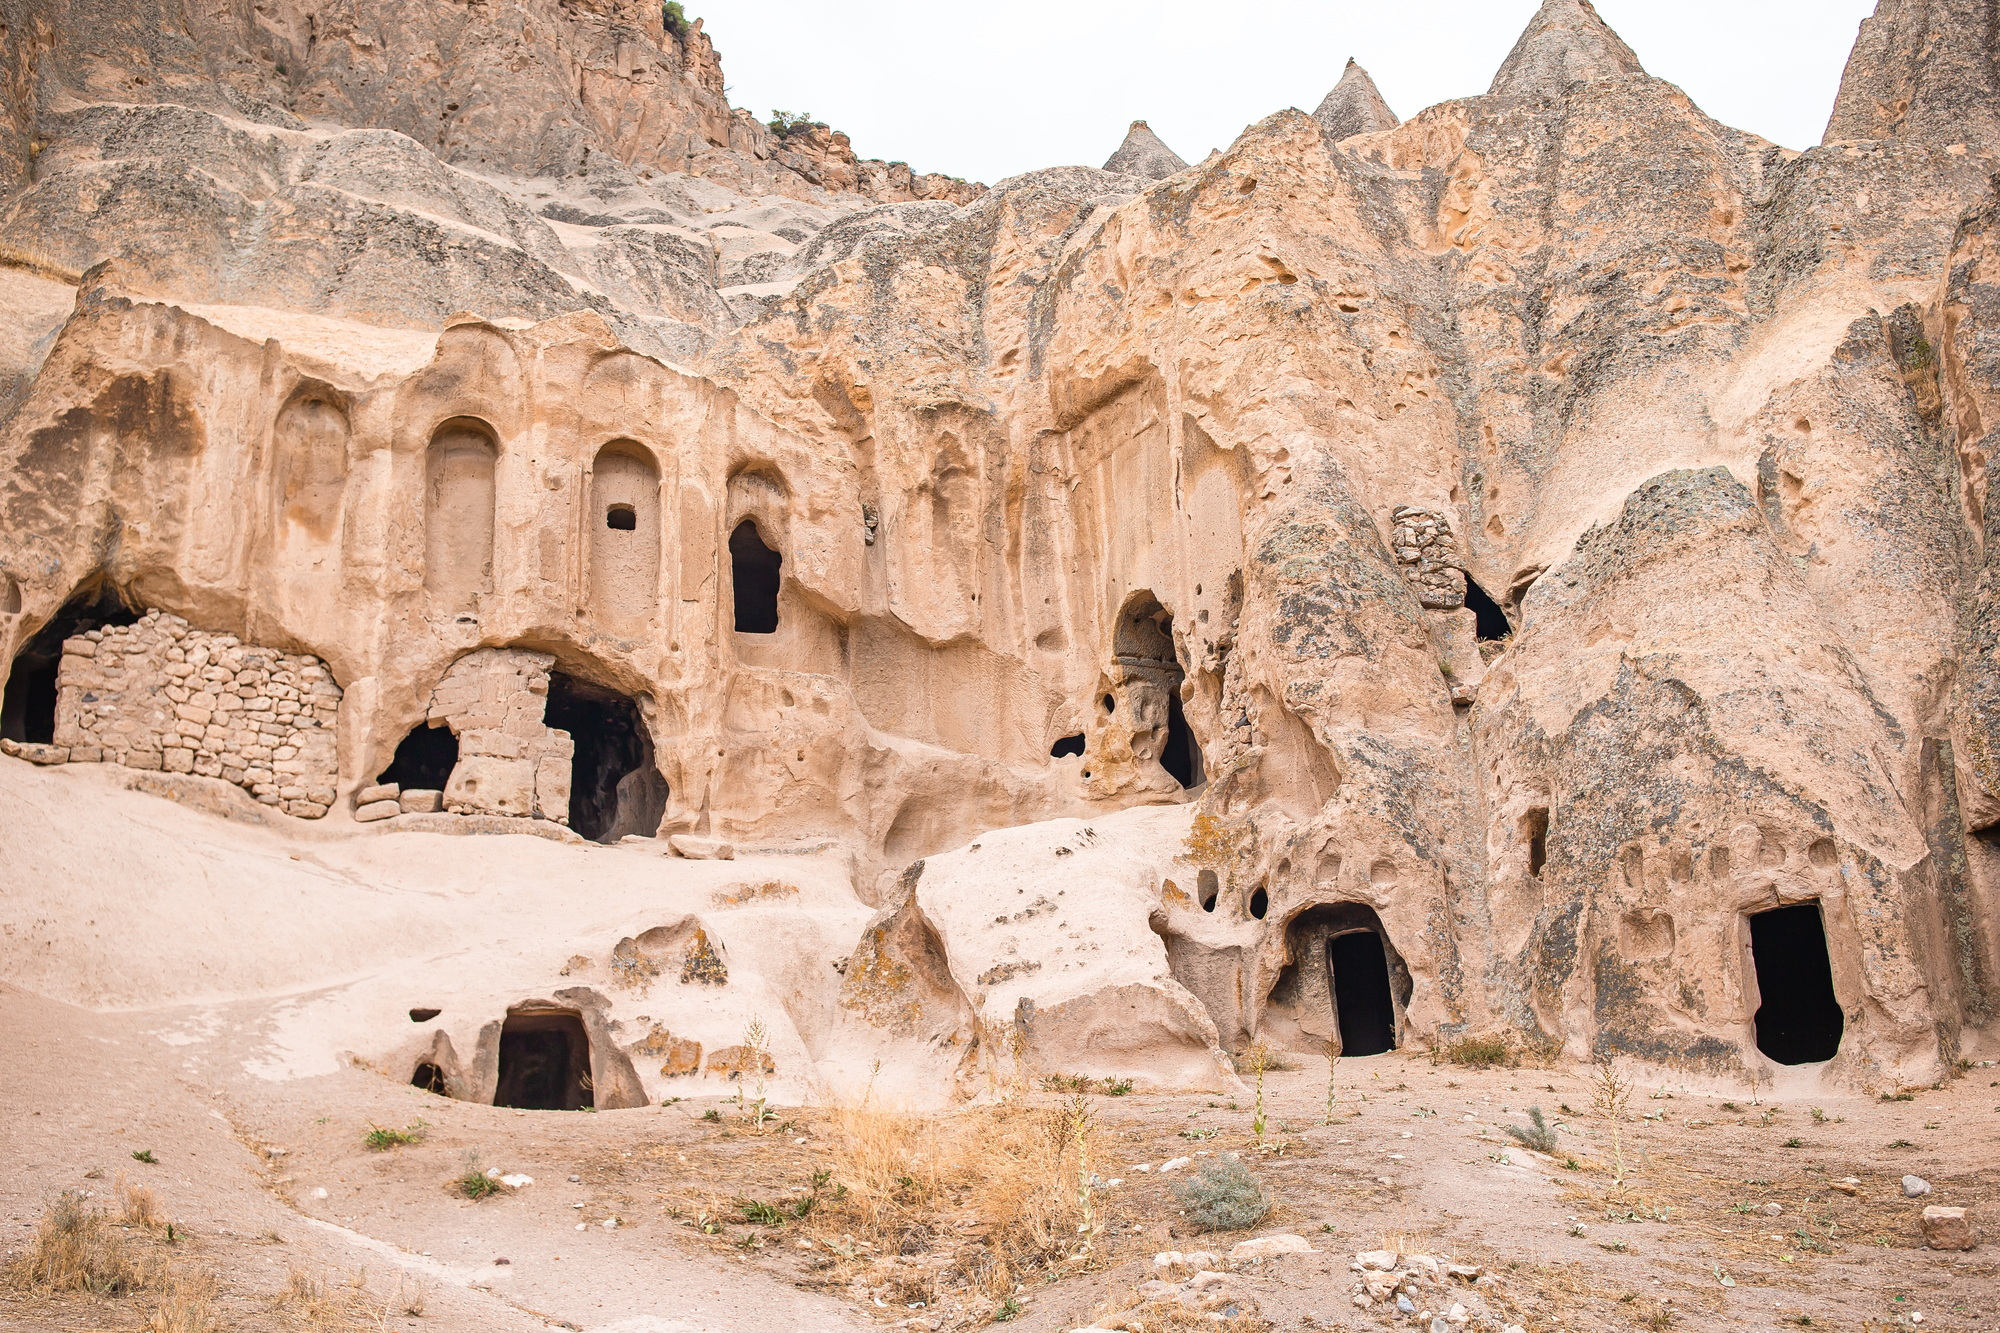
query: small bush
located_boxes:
[1443,1035,1514,1068]
[992,1294,1021,1322]
[451,1155,499,1201]
[737,1198,786,1226]
[767,109,817,137]
[1171,1155,1271,1233]
[661,1,689,37]
[131,1149,159,1164]
[364,1120,426,1151]
[1505,1106,1558,1154]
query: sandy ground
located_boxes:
[2,756,1996,1332]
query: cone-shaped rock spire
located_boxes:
[1103,120,1189,180]
[1313,59,1401,140]
[1488,0,1644,99]
[1825,0,2000,151]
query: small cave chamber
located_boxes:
[729,519,782,634]
[1050,733,1086,759]
[544,670,668,843]
[1748,902,1844,1065]
[376,721,459,791]
[588,441,661,626]
[1464,575,1512,642]
[2,582,140,745]
[1264,903,1412,1057]
[1110,592,1205,790]
[492,1009,594,1111]
[411,1061,447,1095]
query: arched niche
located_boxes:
[273,393,350,543]
[424,419,498,611]
[588,440,662,626]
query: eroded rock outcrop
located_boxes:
[3,0,1999,1102]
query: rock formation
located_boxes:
[3,0,1999,1108]
[1312,59,1400,141]
[1103,120,1190,180]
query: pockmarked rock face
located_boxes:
[1,0,1999,1107]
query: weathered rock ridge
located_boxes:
[3,0,1999,1105]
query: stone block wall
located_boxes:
[1391,505,1466,609]
[51,610,341,817]
[426,647,573,823]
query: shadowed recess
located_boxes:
[493,1010,593,1110]
[376,721,459,791]
[1465,575,1511,642]
[545,670,668,843]
[1750,902,1844,1065]
[730,519,781,633]
[1,582,140,744]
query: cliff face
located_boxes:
[2,0,1998,1099]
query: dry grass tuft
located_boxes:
[807,1095,1105,1304]
[117,1171,168,1230]
[274,1264,421,1330]
[145,1263,221,1333]
[3,1190,151,1294]
[1441,1034,1516,1068]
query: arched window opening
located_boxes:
[1050,733,1086,759]
[729,520,782,634]
[411,1062,447,1095]
[589,442,660,625]
[376,722,459,792]
[1163,684,1204,789]
[1248,885,1270,920]
[1198,868,1220,912]
[1464,575,1511,642]
[1749,902,1844,1065]
[493,1010,593,1110]
[2,583,139,745]
[1102,693,1116,714]
[545,670,669,844]
[605,503,637,531]
[1523,807,1549,878]
[1112,592,1205,791]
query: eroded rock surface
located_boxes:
[2,0,1999,1106]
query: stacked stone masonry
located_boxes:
[428,648,573,824]
[52,611,341,817]
[1391,506,1467,610]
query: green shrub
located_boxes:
[1504,1106,1558,1154]
[661,1,689,37]
[1171,1154,1271,1232]
[767,110,816,137]
[363,1120,426,1151]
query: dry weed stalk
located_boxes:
[1593,1057,1633,1190]
[275,1264,398,1330]
[742,1015,771,1127]
[117,1171,167,1230]
[1244,1042,1271,1138]
[4,1190,148,1294]
[145,1264,220,1333]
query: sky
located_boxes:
[684,0,1883,184]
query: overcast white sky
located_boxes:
[685,0,1882,184]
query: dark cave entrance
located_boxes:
[729,519,782,634]
[1749,902,1844,1065]
[1162,683,1203,789]
[1050,733,1086,759]
[1268,902,1410,1056]
[1464,575,1512,642]
[375,722,460,791]
[493,1010,593,1111]
[545,670,668,843]
[1,583,139,744]
[410,1062,446,1095]
[1329,930,1398,1057]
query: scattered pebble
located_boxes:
[1903,1175,1932,1197]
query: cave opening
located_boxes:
[545,670,668,843]
[1329,930,1397,1057]
[1248,885,1270,920]
[492,1010,593,1110]
[1,582,140,745]
[605,503,637,531]
[1268,902,1411,1057]
[729,519,781,634]
[410,1061,446,1095]
[1198,867,1219,912]
[1464,575,1512,642]
[1050,733,1085,759]
[376,722,459,791]
[1749,902,1844,1065]
[1524,807,1549,878]
[1162,683,1203,789]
